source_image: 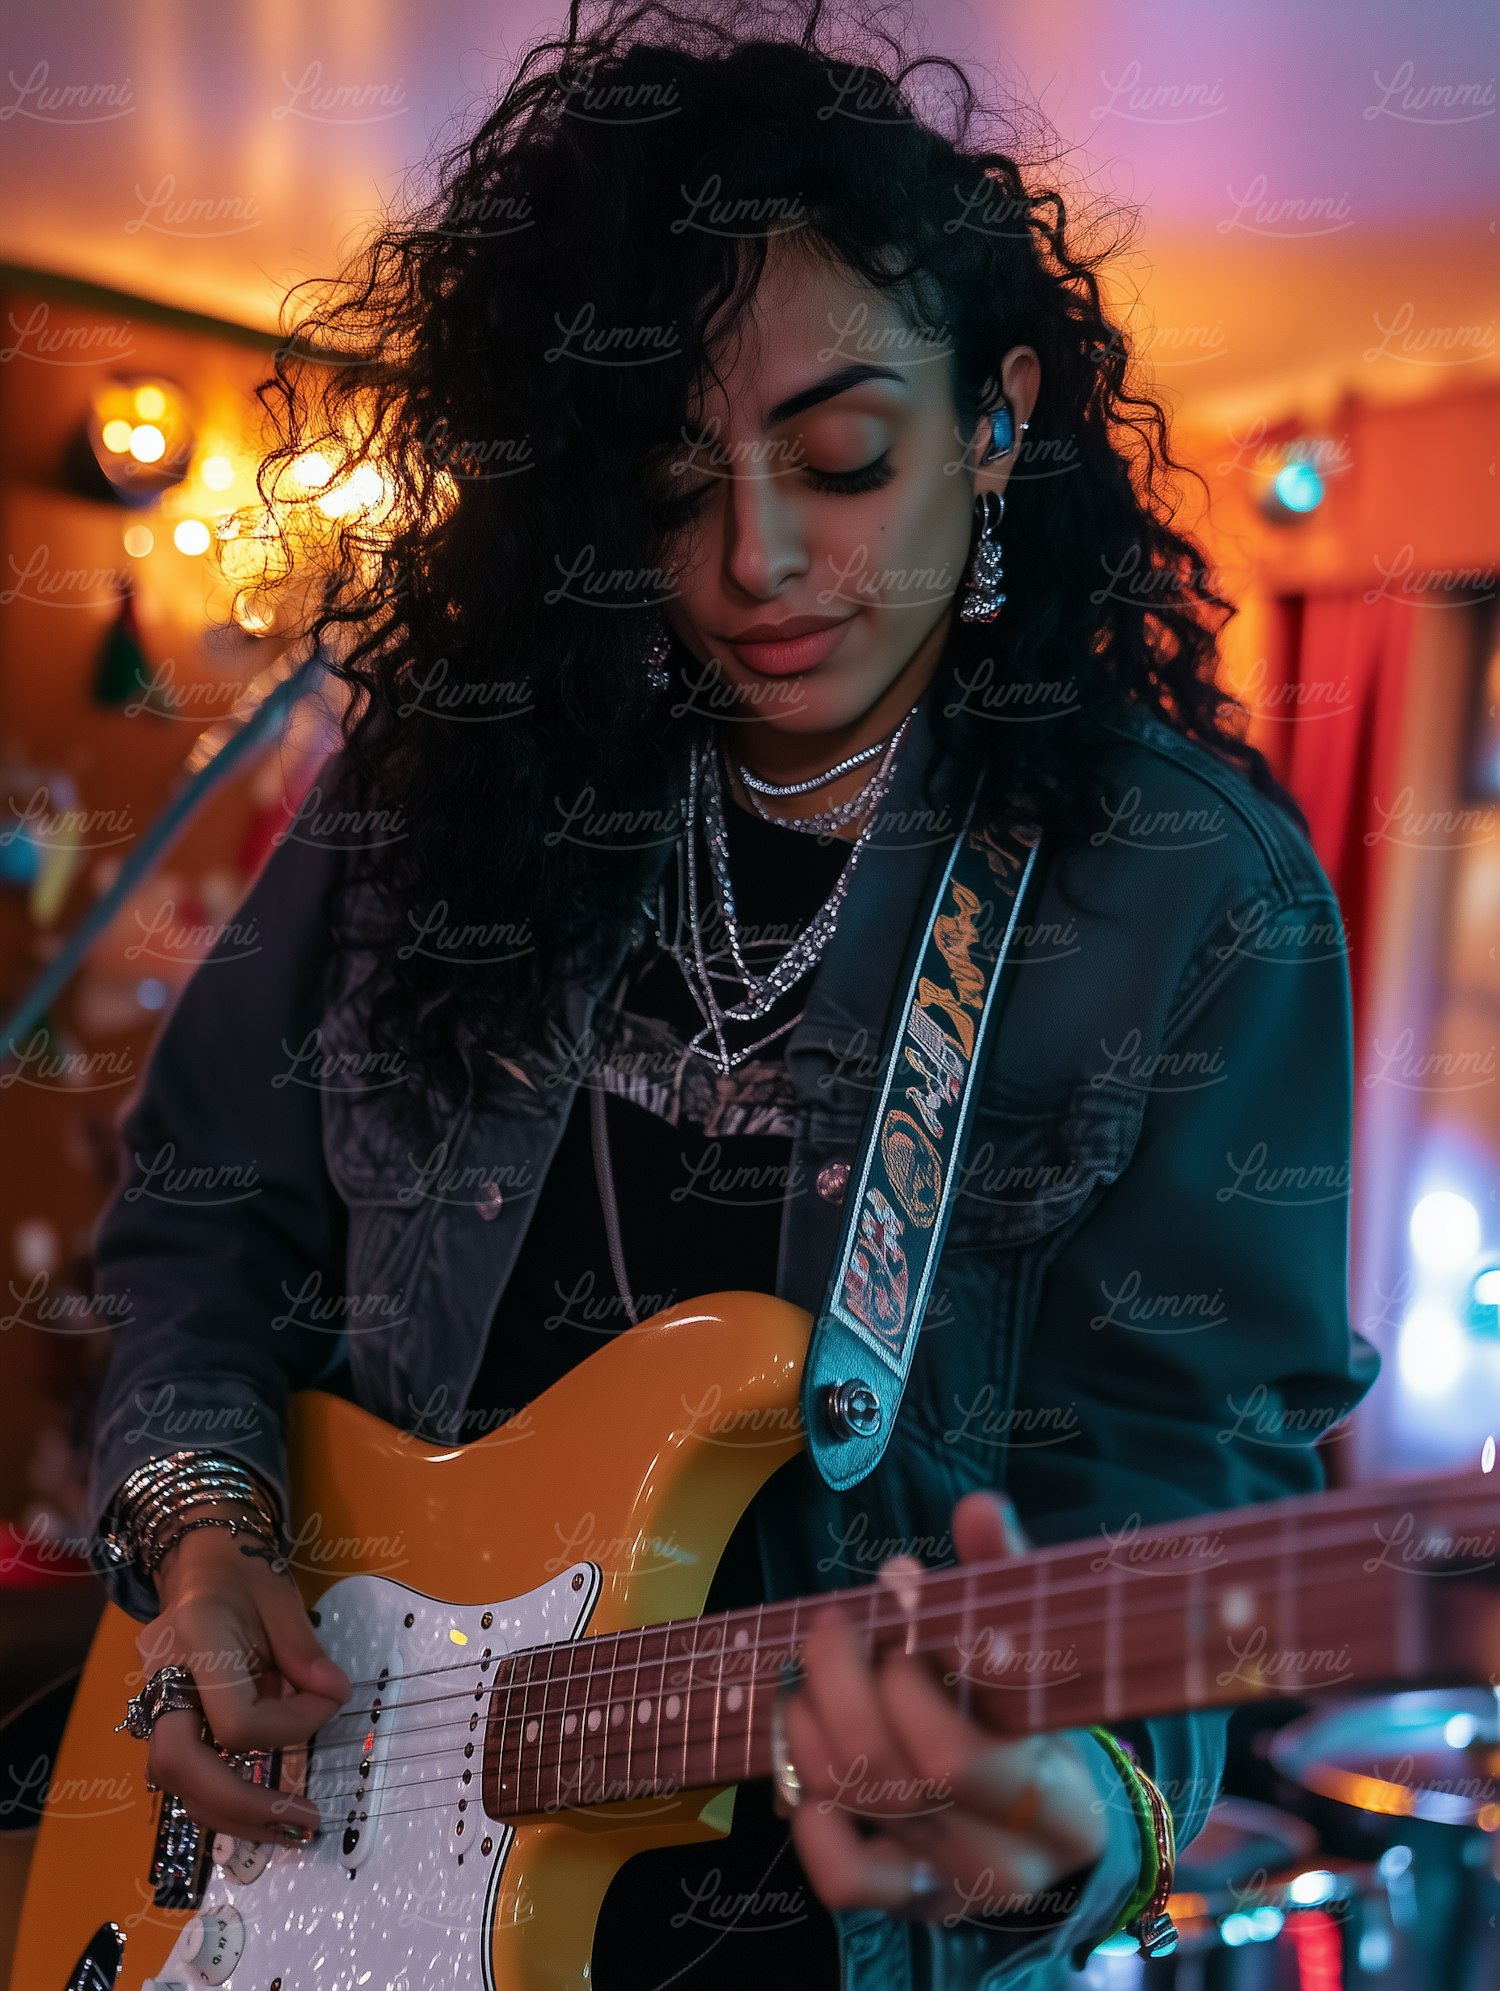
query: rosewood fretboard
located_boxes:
[482,1466,1500,1818]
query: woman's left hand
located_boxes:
[775,1488,1109,1928]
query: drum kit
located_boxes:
[1070,1689,1500,1990]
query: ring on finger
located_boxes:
[908,1857,945,1906]
[117,1664,201,1743]
[769,1680,803,1811]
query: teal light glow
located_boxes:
[1272,460,1325,513]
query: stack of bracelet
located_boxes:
[101,1449,285,1582]
[1088,1727,1179,1958]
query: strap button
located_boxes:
[816,1160,850,1205]
[824,1378,882,1440]
[474,1181,505,1221]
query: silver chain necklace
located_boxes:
[737,729,892,796]
[656,716,912,1073]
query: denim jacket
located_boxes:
[84,684,1379,1990]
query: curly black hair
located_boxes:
[243,0,1288,1126]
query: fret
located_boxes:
[496,1652,520,1808]
[581,1630,602,1806]
[520,1647,541,1813]
[745,1604,763,1781]
[701,1613,723,1792]
[678,1619,698,1795]
[956,1565,975,1722]
[647,1626,666,1796]
[537,1645,560,1814]
[621,1627,645,1802]
[1185,1561,1204,1711]
[558,1640,583,1811]
[1027,1557,1049,1732]
[1278,1508,1298,1680]
[1103,1559,1122,1725]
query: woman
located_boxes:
[83,5,1377,1988]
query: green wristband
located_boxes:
[1087,1726,1161,1933]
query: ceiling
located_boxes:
[1,0,1495,424]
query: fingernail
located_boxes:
[279,1822,315,1845]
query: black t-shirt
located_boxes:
[464,786,851,1987]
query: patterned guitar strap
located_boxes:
[801,776,1041,1491]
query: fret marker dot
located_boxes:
[727,1687,743,1713]
[1220,1587,1254,1629]
[611,1704,624,1727]
[524,1719,539,1743]
[665,1695,681,1721]
[563,1713,578,1736]
[732,1629,749,1647]
[637,1699,652,1724]
[587,1709,602,1732]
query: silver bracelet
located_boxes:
[148,1509,281,1575]
[102,1450,284,1576]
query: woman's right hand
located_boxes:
[135,1525,352,1844]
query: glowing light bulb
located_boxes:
[129,424,166,464]
[122,524,154,558]
[200,454,235,491]
[1398,1300,1466,1396]
[1273,460,1324,513]
[1410,1190,1481,1268]
[101,419,134,454]
[133,384,168,420]
[291,449,334,489]
[173,519,211,556]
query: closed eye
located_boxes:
[654,451,894,523]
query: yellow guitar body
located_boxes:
[13,1292,812,1991]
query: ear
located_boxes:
[972,344,1042,502]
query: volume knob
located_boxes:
[180,1903,245,1984]
[211,1832,272,1884]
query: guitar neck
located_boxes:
[483,1467,1500,1816]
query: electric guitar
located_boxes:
[14,1293,1500,1991]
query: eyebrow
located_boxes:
[678,361,907,451]
[764,361,906,427]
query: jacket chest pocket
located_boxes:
[316,986,470,1326]
[940,1075,1145,1255]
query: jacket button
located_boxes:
[816,1161,850,1205]
[474,1181,505,1221]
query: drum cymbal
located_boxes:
[1268,1689,1500,1827]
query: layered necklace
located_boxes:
[656,704,916,1074]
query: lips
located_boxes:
[720,614,856,677]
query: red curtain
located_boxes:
[1259,592,1417,1060]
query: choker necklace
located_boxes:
[734,701,919,836]
[656,715,912,1074]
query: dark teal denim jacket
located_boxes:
[84,687,1379,1989]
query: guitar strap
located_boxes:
[800,777,1041,1490]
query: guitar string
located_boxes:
[298,1552,1487,1813]
[311,1582,1405,1817]
[284,1544,1447,1809]
[246,1570,1412,1837]
[298,1484,1497,1754]
[305,1469,1494,1704]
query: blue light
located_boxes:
[136,978,170,1011]
[1273,460,1325,513]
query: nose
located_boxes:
[721,460,809,601]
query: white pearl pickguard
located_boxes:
[143,1564,601,1991]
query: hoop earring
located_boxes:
[958,490,1006,623]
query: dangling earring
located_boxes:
[959,490,1006,623]
[960,398,1021,623]
[641,603,673,691]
